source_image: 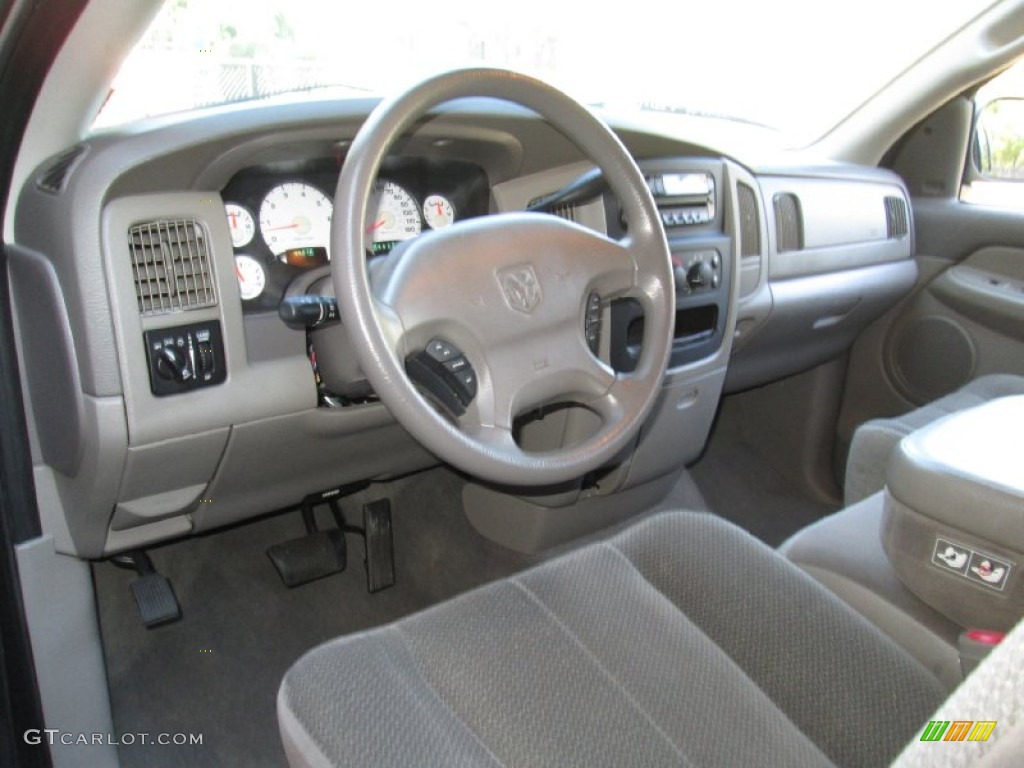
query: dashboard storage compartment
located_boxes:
[883,396,1024,631]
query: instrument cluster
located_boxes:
[220,156,490,312]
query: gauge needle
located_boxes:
[267,222,300,231]
[367,218,387,233]
[235,264,245,281]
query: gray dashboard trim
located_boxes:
[759,175,913,280]
[102,193,316,447]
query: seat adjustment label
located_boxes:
[931,537,1012,592]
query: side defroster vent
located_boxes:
[884,195,909,239]
[773,193,803,252]
[129,219,217,316]
[737,183,760,258]
[36,144,88,194]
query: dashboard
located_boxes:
[8,97,917,560]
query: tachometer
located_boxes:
[366,180,421,254]
[259,182,333,260]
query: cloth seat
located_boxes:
[843,374,1024,506]
[278,511,946,767]
[780,492,964,690]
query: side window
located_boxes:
[962,59,1024,208]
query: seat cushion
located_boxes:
[844,374,1024,506]
[279,512,945,768]
[780,492,963,689]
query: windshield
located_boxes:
[95,0,996,145]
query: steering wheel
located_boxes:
[331,69,674,487]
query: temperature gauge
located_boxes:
[225,204,256,248]
[234,254,266,301]
[423,194,456,230]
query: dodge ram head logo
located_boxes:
[496,264,542,314]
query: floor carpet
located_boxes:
[689,412,837,547]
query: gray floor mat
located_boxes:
[93,467,529,767]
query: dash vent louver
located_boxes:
[550,203,577,223]
[737,183,760,258]
[773,193,803,252]
[35,144,88,194]
[884,196,909,239]
[129,219,217,316]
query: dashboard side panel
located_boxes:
[102,193,317,446]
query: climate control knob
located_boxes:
[686,261,715,291]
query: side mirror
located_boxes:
[973,97,1024,181]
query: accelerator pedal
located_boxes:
[363,499,395,593]
[127,551,181,628]
[267,502,347,587]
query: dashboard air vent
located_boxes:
[884,195,909,239]
[773,193,803,252]
[549,203,577,223]
[737,183,760,258]
[35,144,88,194]
[129,219,217,316]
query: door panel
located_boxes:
[836,198,1024,465]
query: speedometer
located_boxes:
[259,182,333,260]
[366,180,421,254]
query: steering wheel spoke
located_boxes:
[585,235,640,300]
[468,318,617,428]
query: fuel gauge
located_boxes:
[423,194,456,230]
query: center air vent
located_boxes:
[884,195,909,239]
[129,220,217,316]
[773,193,803,252]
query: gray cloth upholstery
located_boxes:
[843,374,1024,506]
[780,493,963,690]
[279,511,945,768]
[892,613,1024,768]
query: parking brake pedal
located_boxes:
[127,551,181,628]
[363,499,395,593]
[267,503,347,587]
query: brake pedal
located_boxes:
[126,551,181,628]
[363,499,395,593]
[267,529,347,587]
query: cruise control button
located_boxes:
[426,338,460,362]
[443,357,469,374]
[451,369,477,402]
